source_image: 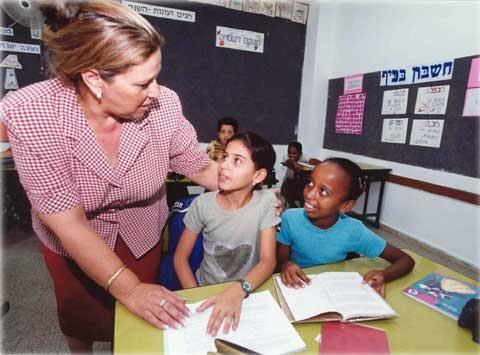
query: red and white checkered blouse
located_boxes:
[0,79,209,258]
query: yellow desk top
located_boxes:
[114,250,479,354]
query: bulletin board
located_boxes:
[323,55,480,178]
[1,1,307,144]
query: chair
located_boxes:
[157,195,204,291]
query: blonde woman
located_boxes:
[0,0,219,351]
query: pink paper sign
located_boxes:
[335,93,366,135]
[467,57,480,88]
[344,74,364,94]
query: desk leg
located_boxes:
[362,181,370,224]
[374,180,386,228]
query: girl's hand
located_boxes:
[363,270,386,297]
[281,261,311,288]
[118,283,190,330]
[196,284,245,336]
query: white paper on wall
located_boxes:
[462,87,480,117]
[381,118,409,144]
[381,88,409,115]
[4,68,19,90]
[414,85,450,115]
[275,0,293,19]
[291,1,308,24]
[409,119,445,148]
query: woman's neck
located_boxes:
[77,84,120,131]
[217,188,254,210]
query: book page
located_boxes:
[165,291,306,355]
[274,275,337,321]
[320,273,397,320]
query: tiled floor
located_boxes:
[1,223,477,354]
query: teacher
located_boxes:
[0,0,218,352]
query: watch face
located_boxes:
[243,281,252,292]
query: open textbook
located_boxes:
[273,272,398,323]
[164,290,306,355]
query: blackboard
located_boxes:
[1,2,307,144]
[0,10,47,91]
[323,55,479,178]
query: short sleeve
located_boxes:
[259,190,281,231]
[167,94,209,176]
[354,224,387,258]
[183,196,204,234]
[1,99,80,214]
[276,211,293,246]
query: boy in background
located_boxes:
[206,117,239,161]
[281,141,320,208]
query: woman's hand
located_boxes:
[272,188,284,216]
[118,282,190,330]
[196,284,245,336]
[281,261,311,288]
[363,270,386,297]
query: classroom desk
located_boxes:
[114,250,479,354]
[351,163,392,228]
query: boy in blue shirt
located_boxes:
[277,158,415,297]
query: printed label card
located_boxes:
[409,119,445,148]
[381,118,408,144]
[381,88,408,115]
[414,85,450,115]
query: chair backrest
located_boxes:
[157,195,204,290]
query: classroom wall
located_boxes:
[297,0,480,268]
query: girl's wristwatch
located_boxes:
[237,279,252,298]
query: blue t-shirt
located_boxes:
[276,209,387,268]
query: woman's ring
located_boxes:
[160,299,167,308]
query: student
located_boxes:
[174,132,280,336]
[277,158,414,297]
[206,117,239,161]
[281,141,320,208]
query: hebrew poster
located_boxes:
[335,93,366,135]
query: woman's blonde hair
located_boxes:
[40,0,165,86]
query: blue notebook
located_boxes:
[403,273,479,320]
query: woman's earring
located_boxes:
[96,91,103,101]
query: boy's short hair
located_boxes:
[217,117,239,133]
[288,141,302,153]
[229,131,276,178]
[323,157,364,201]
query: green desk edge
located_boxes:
[114,250,480,354]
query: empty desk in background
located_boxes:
[114,250,479,354]
[350,163,391,228]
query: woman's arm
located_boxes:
[38,205,189,329]
[363,244,415,296]
[197,226,277,336]
[187,159,219,191]
[173,227,200,289]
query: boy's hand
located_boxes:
[281,261,311,288]
[196,284,245,336]
[363,270,386,297]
